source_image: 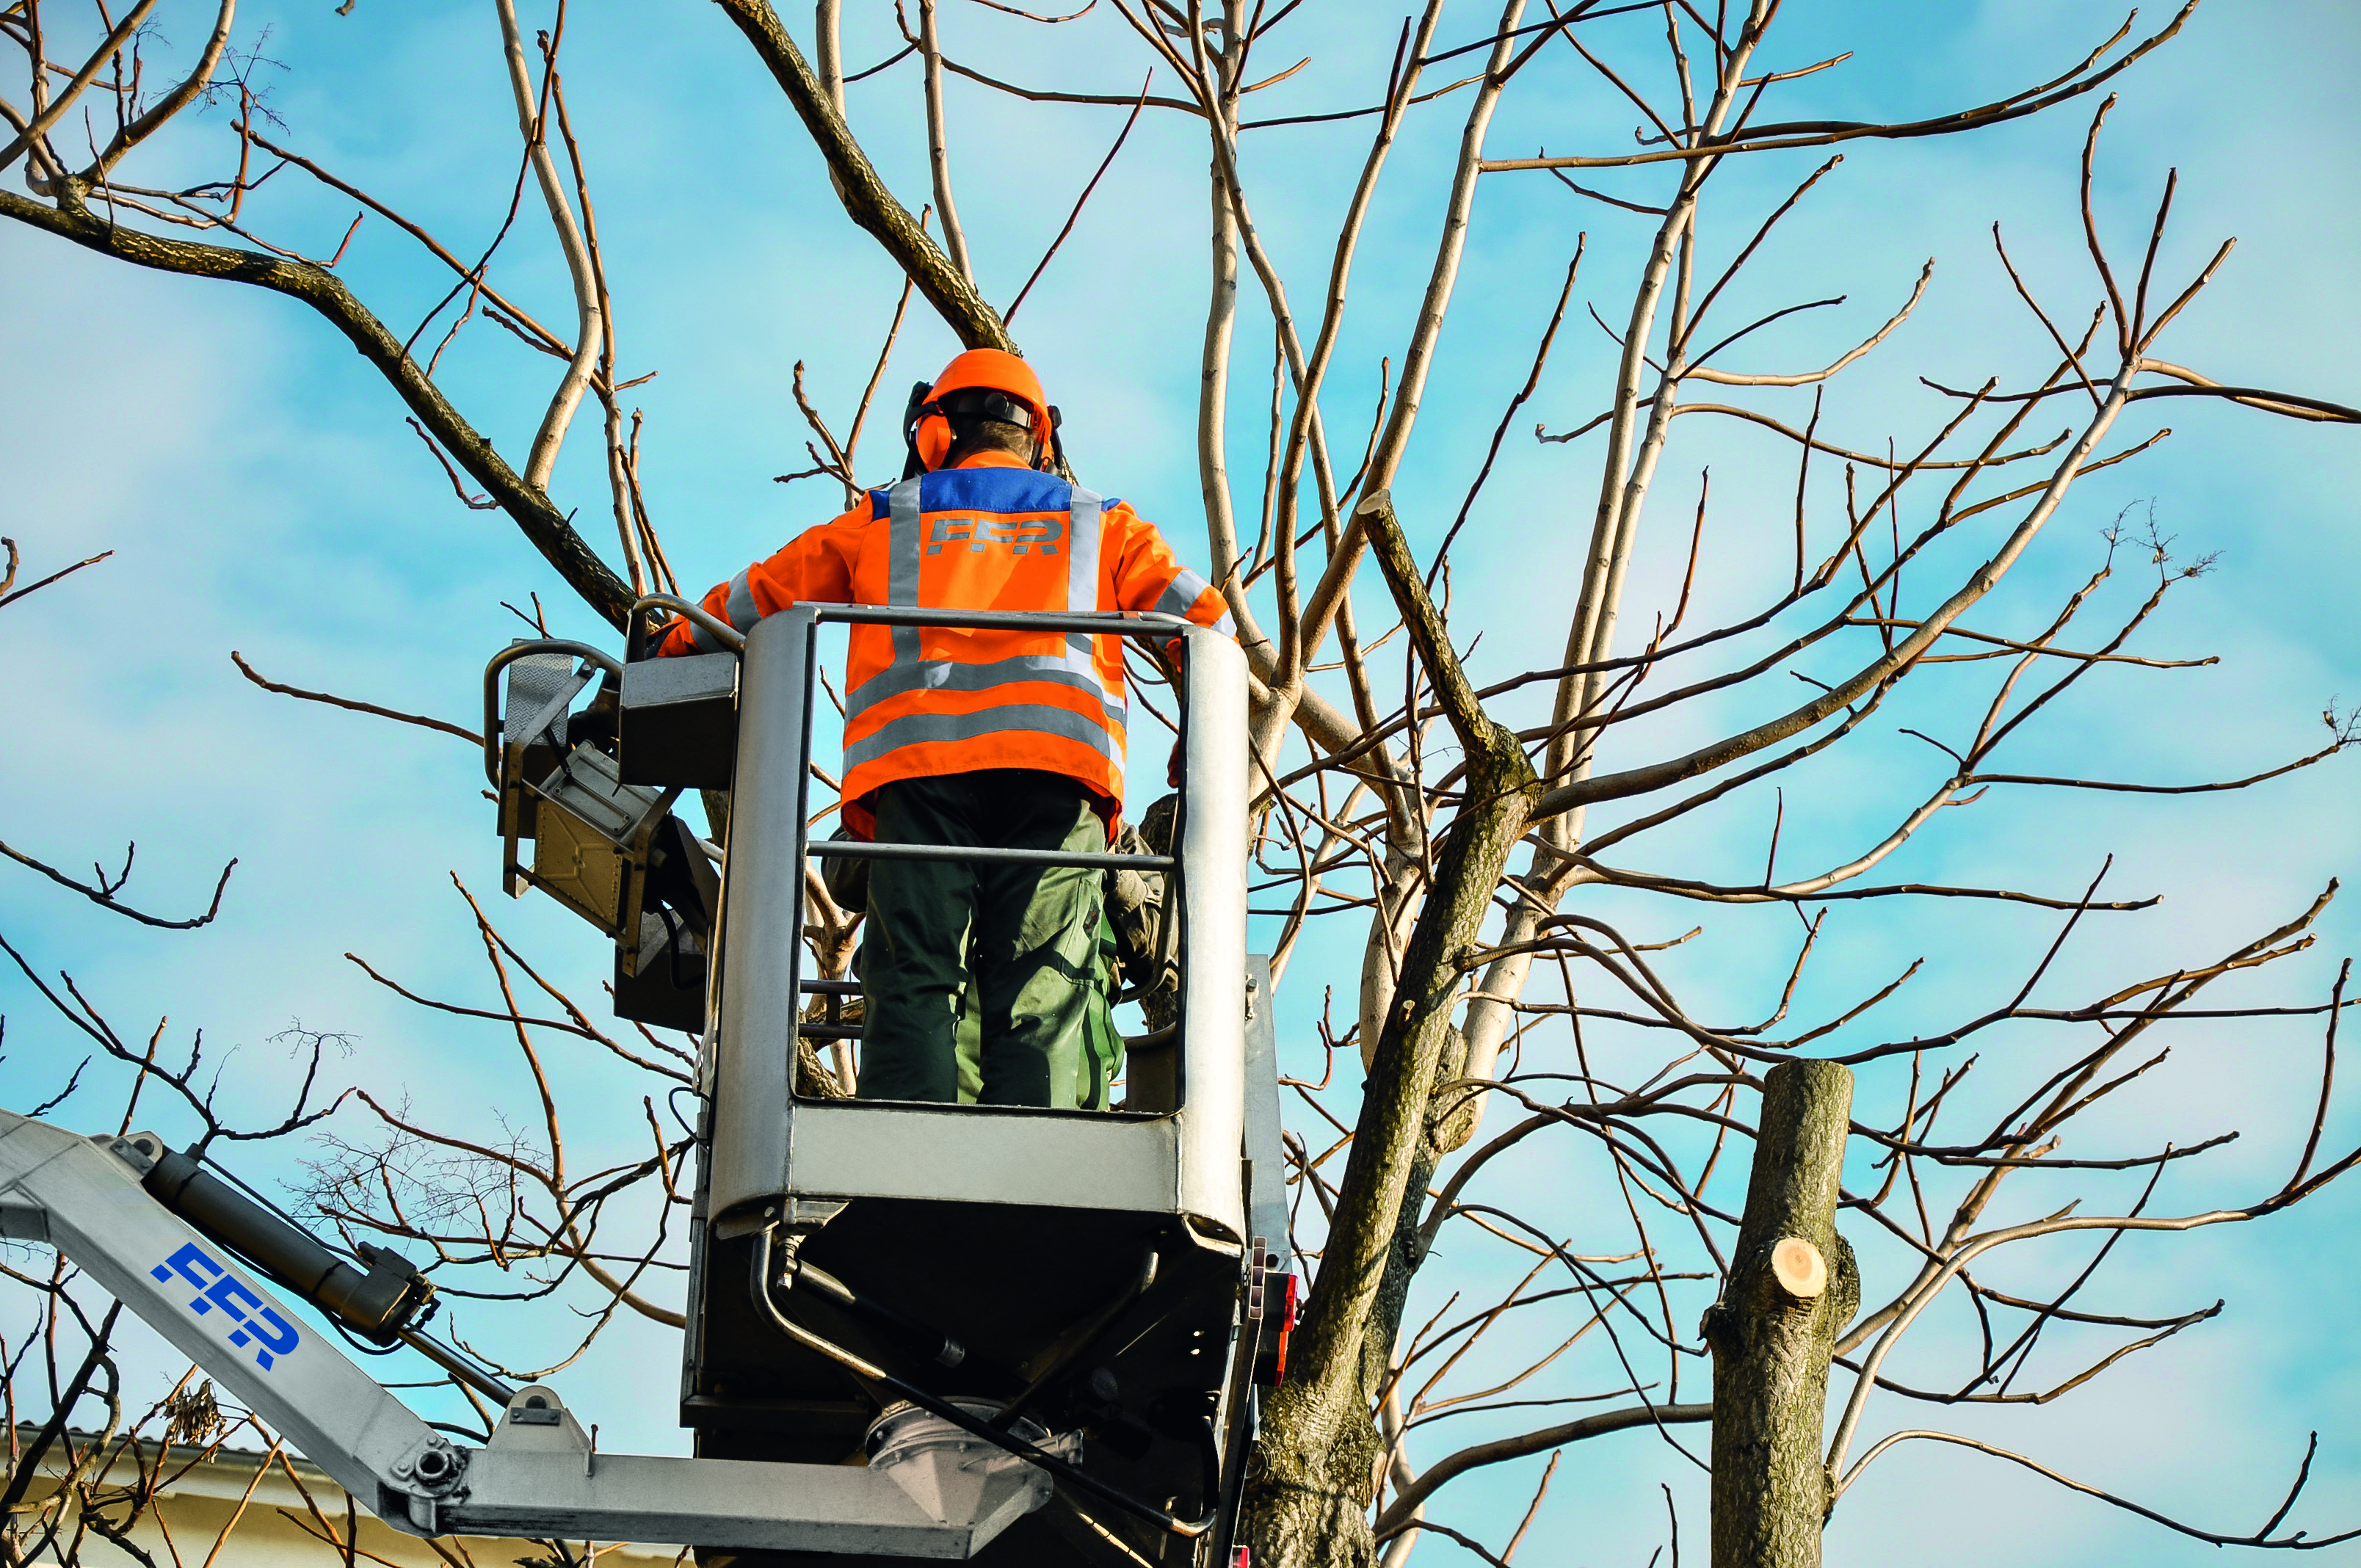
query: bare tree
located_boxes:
[7,5,2361,1568]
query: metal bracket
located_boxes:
[487,1385,595,1478]
[711,1198,846,1242]
[106,1131,162,1177]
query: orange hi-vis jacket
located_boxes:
[659,451,1236,837]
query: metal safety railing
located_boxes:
[808,840,1171,871]
[628,591,746,656]
[480,639,621,786]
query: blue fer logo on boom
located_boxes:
[152,1242,301,1369]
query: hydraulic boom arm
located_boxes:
[0,1109,1053,1558]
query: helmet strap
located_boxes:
[899,380,935,480]
[1040,405,1065,474]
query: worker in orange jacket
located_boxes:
[658,349,1234,1108]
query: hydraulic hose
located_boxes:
[394,1328,520,1406]
[750,1227,1216,1540]
[778,1249,967,1370]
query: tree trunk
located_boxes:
[1707,1059,1859,1568]
[1241,494,1540,1568]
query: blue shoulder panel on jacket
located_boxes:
[866,489,891,520]
[921,468,1073,513]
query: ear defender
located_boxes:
[915,406,957,473]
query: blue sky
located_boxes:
[4,1,2359,1562]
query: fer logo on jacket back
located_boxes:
[152,1241,301,1370]
[926,515,1065,556]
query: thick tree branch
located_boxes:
[1272,491,1539,1416]
[711,0,1014,350]
[0,187,635,627]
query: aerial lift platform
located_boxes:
[0,600,1291,1566]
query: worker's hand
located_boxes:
[1167,737,1183,788]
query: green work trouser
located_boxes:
[855,770,1124,1109]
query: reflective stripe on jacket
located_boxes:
[659,452,1236,833]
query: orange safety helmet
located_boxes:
[901,348,1062,476]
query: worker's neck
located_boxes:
[949,448,1034,471]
